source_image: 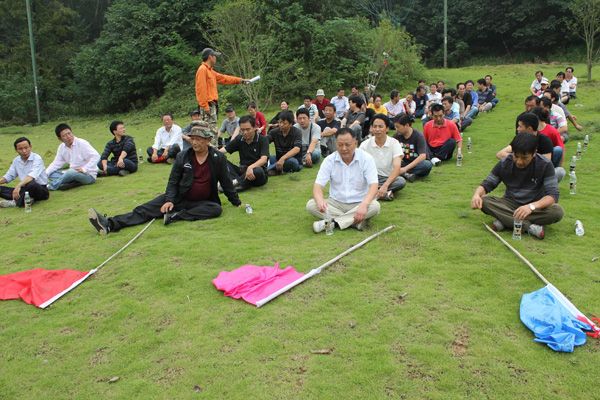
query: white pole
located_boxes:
[255,225,395,307]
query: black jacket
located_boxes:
[165,147,241,206]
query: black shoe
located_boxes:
[163,211,179,226]
[88,208,110,235]
[403,173,416,183]
[118,170,130,177]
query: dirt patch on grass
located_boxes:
[90,347,109,366]
[155,366,184,385]
[155,315,173,333]
[60,327,73,335]
[451,327,469,357]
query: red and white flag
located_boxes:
[0,268,96,309]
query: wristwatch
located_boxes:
[529,203,536,211]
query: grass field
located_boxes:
[1,63,599,399]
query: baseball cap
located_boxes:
[189,109,201,116]
[225,105,235,113]
[201,48,221,61]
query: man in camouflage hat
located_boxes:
[88,121,241,234]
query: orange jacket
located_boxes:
[195,62,242,111]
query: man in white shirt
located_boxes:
[294,108,321,167]
[0,137,49,208]
[306,128,380,233]
[359,114,405,201]
[148,113,183,163]
[565,67,577,99]
[398,92,417,117]
[298,96,319,124]
[330,88,349,119]
[46,123,100,191]
[384,90,404,125]
[530,70,544,95]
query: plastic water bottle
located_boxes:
[456,149,463,167]
[583,135,589,151]
[467,137,472,153]
[24,191,32,213]
[569,156,576,173]
[569,171,577,194]
[512,219,523,240]
[138,148,144,163]
[245,204,253,214]
[575,220,585,236]
[325,211,334,236]
[576,142,582,160]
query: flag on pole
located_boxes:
[0,268,96,309]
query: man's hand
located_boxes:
[304,153,313,167]
[376,184,389,199]
[317,199,328,213]
[12,187,20,201]
[514,205,532,221]
[117,159,125,168]
[353,203,368,224]
[160,202,174,213]
[471,194,483,209]
[75,167,85,173]
[275,159,284,172]
[245,168,255,181]
[242,79,251,84]
[151,153,158,162]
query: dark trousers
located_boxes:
[146,145,181,163]
[481,196,564,230]
[226,161,267,191]
[0,181,49,207]
[97,159,138,176]
[109,194,222,231]
[428,138,456,160]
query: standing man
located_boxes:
[98,120,138,177]
[195,47,248,139]
[220,115,269,191]
[423,104,462,165]
[148,113,183,164]
[306,128,380,232]
[88,122,241,234]
[46,123,100,191]
[471,133,563,239]
[0,137,49,208]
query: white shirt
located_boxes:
[427,92,442,104]
[359,136,403,177]
[531,79,542,91]
[398,98,417,114]
[560,80,570,94]
[46,137,100,178]
[384,100,404,117]
[293,122,321,146]
[565,76,577,93]
[330,96,349,118]
[153,124,183,150]
[298,104,319,120]
[315,148,378,204]
[3,152,48,186]
[551,104,568,128]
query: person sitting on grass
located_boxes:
[268,100,290,133]
[498,112,566,183]
[219,115,269,191]
[423,103,462,166]
[359,114,405,201]
[367,93,388,115]
[267,110,302,175]
[414,85,428,119]
[247,102,267,136]
[46,123,100,191]
[97,120,138,177]
[306,128,380,233]
[148,113,182,164]
[393,114,433,181]
[297,95,319,124]
[294,108,322,168]
[0,137,49,208]
[341,95,366,141]
[218,105,240,148]
[475,78,494,113]
[485,74,499,107]
[317,103,340,157]
[530,107,565,169]
[383,90,403,123]
[471,132,563,240]
[88,122,241,234]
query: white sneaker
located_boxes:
[431,157,442,166]
[313,220,326,233]
[0,199,16,208]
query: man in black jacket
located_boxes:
[97,120,138,177]
[88,122,241,234]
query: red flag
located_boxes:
[0,268,96,309]
[213,263,304,306]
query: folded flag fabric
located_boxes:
[520,284,597,352]
[213,263,304,306]
[0,268,96,309]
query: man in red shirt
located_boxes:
[423,103,462,165]
[312,89,330,119]
[195,48,249,145]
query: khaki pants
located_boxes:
[306,197,380,230]
[481,196,564,230]
[200,103,218,147]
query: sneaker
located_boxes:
[491,219,505,232]
[528,224,545,239]
[118,170,130,177]
[431,157,442,166]
[163,211,179,226]
[402,173,416,183]
[0,199,16,208]
[313,220,326,233]
[88,208,110,235]
[381,190,394,201]
[217,182,224,193]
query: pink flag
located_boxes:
[0,268,96,309]
[213,263,304,306]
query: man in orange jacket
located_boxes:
[195,48,249,146]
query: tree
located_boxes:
[569,0,600,80]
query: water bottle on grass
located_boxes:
[24,191,32,213]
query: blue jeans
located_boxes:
[48,169,96,191]
[491,98,499,107]
[465,107,479,120]
[302,147,321,167]
[408,159,433,177]
[267,155,302,173]
[552,146,563,167]
[98,159,138,176]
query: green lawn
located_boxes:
[0,63,599,399]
